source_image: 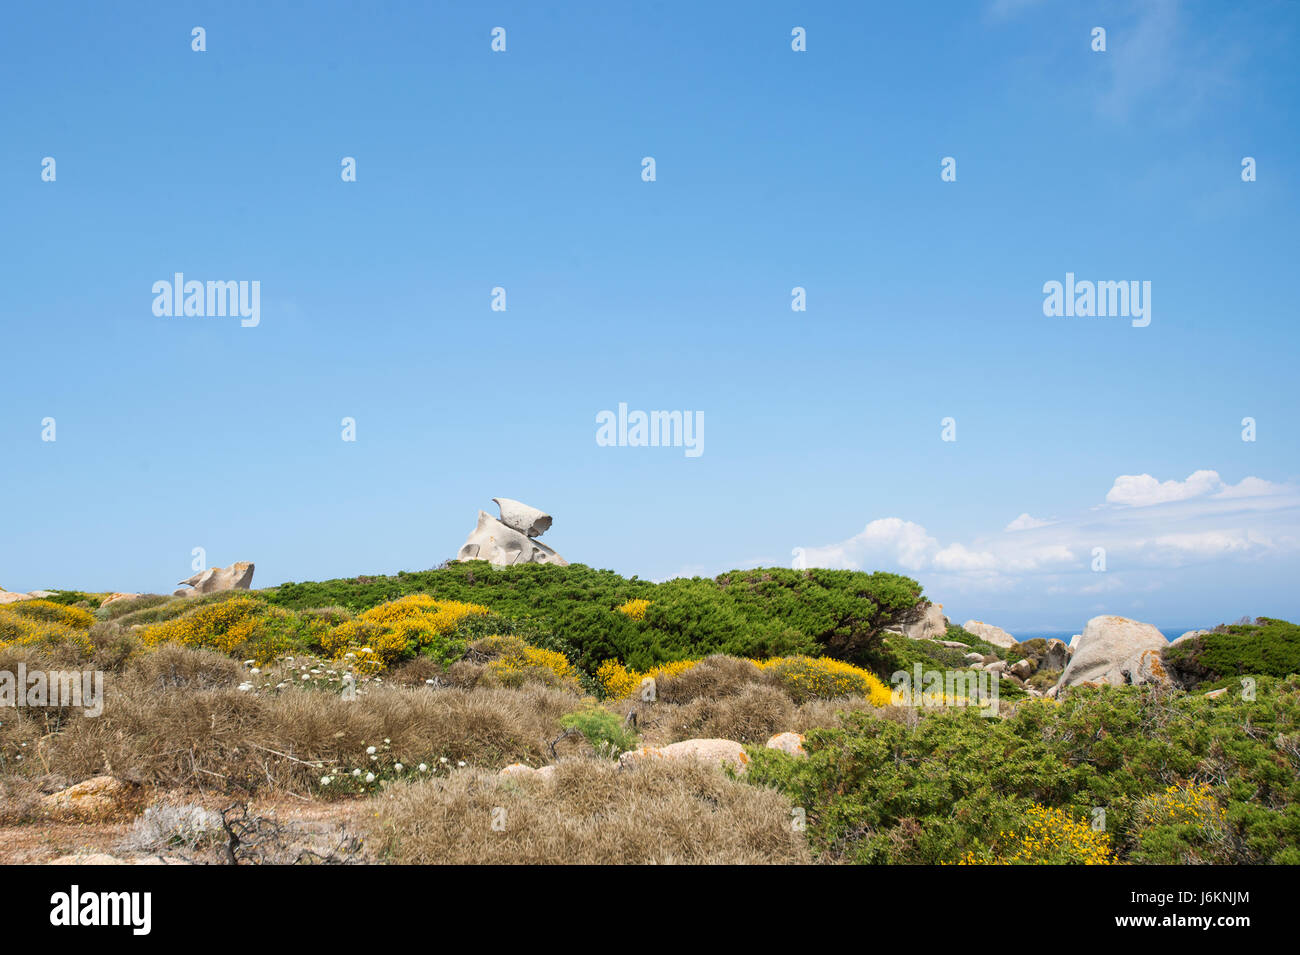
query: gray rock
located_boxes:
[962,620,1017,648]
[1009,659,1035,680]
[174,561,254,597]
[491,497,553,538]
[903,601,949,641]
[1043,638,1069,671]
[457,500,568,567]
[1054,615,1171,692]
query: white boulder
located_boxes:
[962,620,1017,648]
[1054,615,1171,691]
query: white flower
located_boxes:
[320,776,332,786]
[365,772,375,783]
[250,667,260,675]
[237,682,254,692]
[457,761,466,767]
[360,647,373,654]
[383,738,391,744]
[439,757,449,764]
[301,674,310,680]
[394,763,403,772]
[366,746,377,755]
[352,768,362,777]
[418,764,429,773]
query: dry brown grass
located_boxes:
[1,647,580,795]
[654,655,766,703]
[374,757,812,864]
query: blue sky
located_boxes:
[2,1,1297,634]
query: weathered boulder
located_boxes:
[174,561,254,597]
[619,738,750,774]
[492,498,553,537]
[1043,638,1069,671]
[962,620,1017,648]
[765,732,806,756]
[1171,629,1209,646]
[963,652,985,665]
[1068,634,1081,649]
[903,602,949,641]
[1009,659,1035,680]
[984,660,1007,675]
[498,763,540,780]
[41,776,142,821]
[0,589,37,604]
[100,592,142,608]
[457,499,568,567]
[1054,615,1171,691]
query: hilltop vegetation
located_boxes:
[1,563,1298,865]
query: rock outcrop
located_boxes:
[41,776,143,821]
[619,738,750,774]
[962,620,1017,648]
[1043,638,1069,671]
[1054,615,1171,692]
[765,732,806,756]
[457,498,568,567]
[174,561,254,597]
[903,602,949,641]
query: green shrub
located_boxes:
[1165,617,1300,687]
[745,677,1300,864]
[559,706,639,758]
[262,563,926,675]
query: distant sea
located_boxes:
[1016,628,1196,644]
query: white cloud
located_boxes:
[792,471,1300,608]
[1105,470,1284,507]
[1005,512,1052,531]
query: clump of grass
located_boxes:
[374,758,811,864]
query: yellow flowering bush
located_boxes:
[615,598,651,621]
[0,605,94,659]
[4,599,95,631]
[595,658,704,698]
[756,656,893,706]
[139,597,265,656]
[478,635,581,692]
[954,804,1115,865]
[596,654,891,705]
[321,595,490,673]
[1135,782,1226,830]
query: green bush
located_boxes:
[745,677,1300,864]
[262,563,926,675]
[1164,617,1300,687]
[559,706,639,758]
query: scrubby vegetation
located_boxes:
[1164,616,1300,688]
[747,679,1300,865]
[1,563,1297,865]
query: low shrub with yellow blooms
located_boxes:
[756,656,894,706]
[0,602,94,659]
[596,654,892,706]
[477,634,581,691]
[953,804,1115,865]
[615,598,651,621]
[322,595,490,673]
[139,597,265,656]
[1135,781,1227,831]
[3,599,95,631]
